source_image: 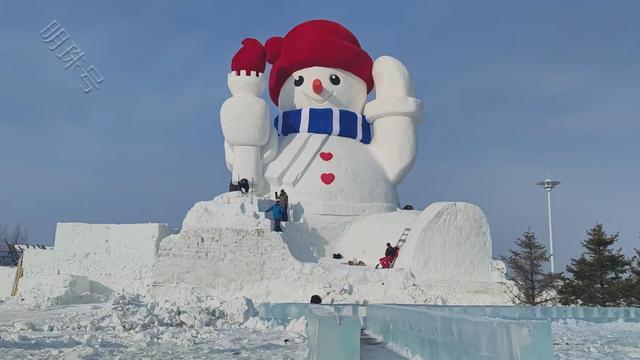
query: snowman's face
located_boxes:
[278,67,367,113]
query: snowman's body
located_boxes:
[265,131,399,207]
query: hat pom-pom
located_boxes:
[265,36,284,64]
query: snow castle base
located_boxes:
[150,192,509,305]
[6,192,510,306]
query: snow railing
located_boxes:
[366,305,554,360]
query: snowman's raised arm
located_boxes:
[220,39,278,193]
[365,56,422,185]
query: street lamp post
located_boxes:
[536,178,560,273]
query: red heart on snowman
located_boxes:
[320,173,335,185]
[319,152,333,161]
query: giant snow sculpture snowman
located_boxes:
[221,19,420,215]
[220,20,504,284]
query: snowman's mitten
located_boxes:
[365,56,422,122]
[228,39,267,96]
[231,38,266,75]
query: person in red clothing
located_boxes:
[377,243,399,269]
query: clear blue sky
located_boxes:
[1,1,639,271]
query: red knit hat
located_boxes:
[265,20,374,105]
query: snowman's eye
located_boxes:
[294,76,304,87]
[329,74,341,85]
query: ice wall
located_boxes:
[258,303,367,326]
[366,305,554,360]
[306,305,361,360]
[257,302,640,360]
[422,305,640,323]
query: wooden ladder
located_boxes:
[385,228,411,269]
[396,227,411,248]
[10,255,24,297]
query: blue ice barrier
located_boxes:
[257,303,309,325]
[257,303,367,326]
[258,303,638,360]
[402,305,640,323]
[306,305,361,360]
[366,305,554,360]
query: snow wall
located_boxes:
[334,202,506,283]
[4,223,172,305]
[53,223,172,292]
[0,266,16,298]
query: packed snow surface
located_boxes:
[552,319,640,360]
[0,293,306,359]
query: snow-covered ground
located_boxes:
[0,294,307,359]
[552,319,640,360]
[2,291,640,360]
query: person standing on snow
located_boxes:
[265,199,284,232]
[278,189,289,222]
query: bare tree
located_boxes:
[0,225,7,242]
[5,222,28,245]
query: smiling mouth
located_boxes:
[303,91,334,105]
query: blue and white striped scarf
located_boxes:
[274,108,372,144]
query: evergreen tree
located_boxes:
[558,224,630,306]
[624,248,640,306]
[502,230,557,305]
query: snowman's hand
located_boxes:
[365,56,422,122]
[227,71,266,97]
[372,56,414,98]
[228,39,267,96]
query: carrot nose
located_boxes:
[312,79,324,95]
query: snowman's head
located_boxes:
[265,20,374,112]
[277,66,367,113]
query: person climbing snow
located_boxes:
[385,243,397,257]
[238,178,250,194]
[278,189,289,222]
[265,199,284,232]
[377,242,399,269]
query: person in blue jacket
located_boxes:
[265,199,284,232]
